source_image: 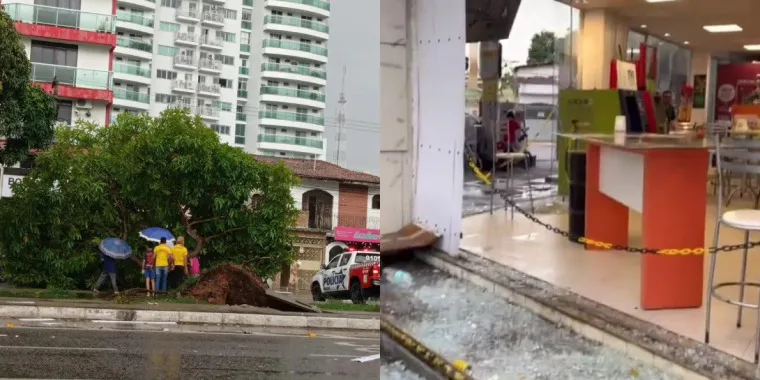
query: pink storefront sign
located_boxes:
[334,226,381,243]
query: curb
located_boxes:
[0,305,380,331]
[416,251,731,380]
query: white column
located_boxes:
[380,0,466,255]
[578,10,629,89]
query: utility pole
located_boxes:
[335,66,347,167]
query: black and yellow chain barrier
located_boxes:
[381,318,473,380]
[501,195,760,256]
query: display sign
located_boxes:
[714,64,760,120]
[1,174,24,198]
[693,75,707,109]
[334,226,380,244]
[614,60,638,91]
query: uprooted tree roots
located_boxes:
[188,264,268,306]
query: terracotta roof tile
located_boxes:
[253,155,379,184]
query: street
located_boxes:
[0,320,379,379]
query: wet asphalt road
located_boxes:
[0,322,379,379]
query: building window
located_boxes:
[56,100,73,125]
[158,45,179,56]
[213,101,232,112]
[31,41,78,66]
[210,124,230,135]
[235,124,245,145]
[302,189,334,230]
[156,70,177,80]
[371,195,380,209]
[159,22,180,32]
[154,93,176,103]
[35,0,81,9]
[214,54,234,65]
[216,31,236,43]
[160,0,180,7]
[223,9,237,19]
[217,78,233,89]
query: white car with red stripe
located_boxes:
[311,250,380,304]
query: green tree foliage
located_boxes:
[527,31,558,65]
[0,8,57,166]
[0,109,299,289]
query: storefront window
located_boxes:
[626,31,646,62]
[647,36,691,103]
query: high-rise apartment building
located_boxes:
[3,0,330,160]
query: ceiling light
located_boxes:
[646,0,678,2]
[745,44,760,51]
[664,33,671,37]
[641,24,647,28]
[703,24,743,33]
[684,41,690,45]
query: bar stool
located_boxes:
[704,133,760,363]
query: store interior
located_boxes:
[464,0,760,363]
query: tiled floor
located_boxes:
[461,196,760,362]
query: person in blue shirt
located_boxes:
[93,252,119,295]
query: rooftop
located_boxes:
[253,156,380,185]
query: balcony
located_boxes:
[115,12,154,35]
[260,62,326,86]
[263,15,328,40]
[199,36,223,50]
[201,12,225,27]
[240,44,251,55]
[205,0,226,4]
[236,113,247,122]
[239,67,249,76]
[173,55,197,71]
[198,83,221,97]
[257,134,324,155]
[199,106,220,120]
[115,37,153,60]
[175,32,198,46]
[241,20,251,30]
[169,103,196,114]
[4,3,116,46]
[244,0,254,6]
[261,39,328,63]
[113,88,150,110]
[118,0,157,11]
[112,62,152,86]
[199,59,222,74]
[265,0,330,18]
[237,89,248,99]
[258,110,324,132]
[31,62,113,102]
[259,86,325,108]
[176,9,200,23]
[171,80,195,94]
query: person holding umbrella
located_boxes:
[93,238,133,295]
[154,237,173,294]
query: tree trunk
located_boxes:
[278,264,290,292]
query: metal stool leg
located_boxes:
[705,221,722,343]
[754,289,760,363]
[737,230,751,327]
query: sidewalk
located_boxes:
[0,297,379,331]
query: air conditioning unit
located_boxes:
[75,99,93,109]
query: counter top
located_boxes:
[557,133,714,150]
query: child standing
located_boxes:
[142,248,156,297]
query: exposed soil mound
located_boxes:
[189,264,268,306]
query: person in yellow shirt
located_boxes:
[168,236,189,289]
[153,237,173,293]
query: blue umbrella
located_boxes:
[99,238,133,260]
[139,227,175,243]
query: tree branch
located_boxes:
[205,227,246,241]
[188,216,226,227]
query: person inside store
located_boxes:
[654,91,677,134]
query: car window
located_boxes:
[326,255,342,269]
[339,254,351,267]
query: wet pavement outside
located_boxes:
[0,319,379,379]
[380,360,425,380]
[462,142,558,217]
[381,259,681,380]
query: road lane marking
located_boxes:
[310,354,358,358]
[92,320,177,325]
[19,318,56,322]
[5,301,35,305]
[352,354,380,363]
[0,346,117,352]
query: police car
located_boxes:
[311,250,381,304]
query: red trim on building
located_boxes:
[104,0,118,127]
[14,22,117,47]
[34,82,113,103]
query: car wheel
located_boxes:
[350,281,365,304]
[312,282,326,301]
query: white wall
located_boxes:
[73,102,108,126]
[82,0,112,15]
[578,10,628,89]
[77,44,111,71]
[366,186,380,229]
[291,179,340,212]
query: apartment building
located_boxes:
[3,0,330,159]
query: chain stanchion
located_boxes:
[501,194,760,256]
